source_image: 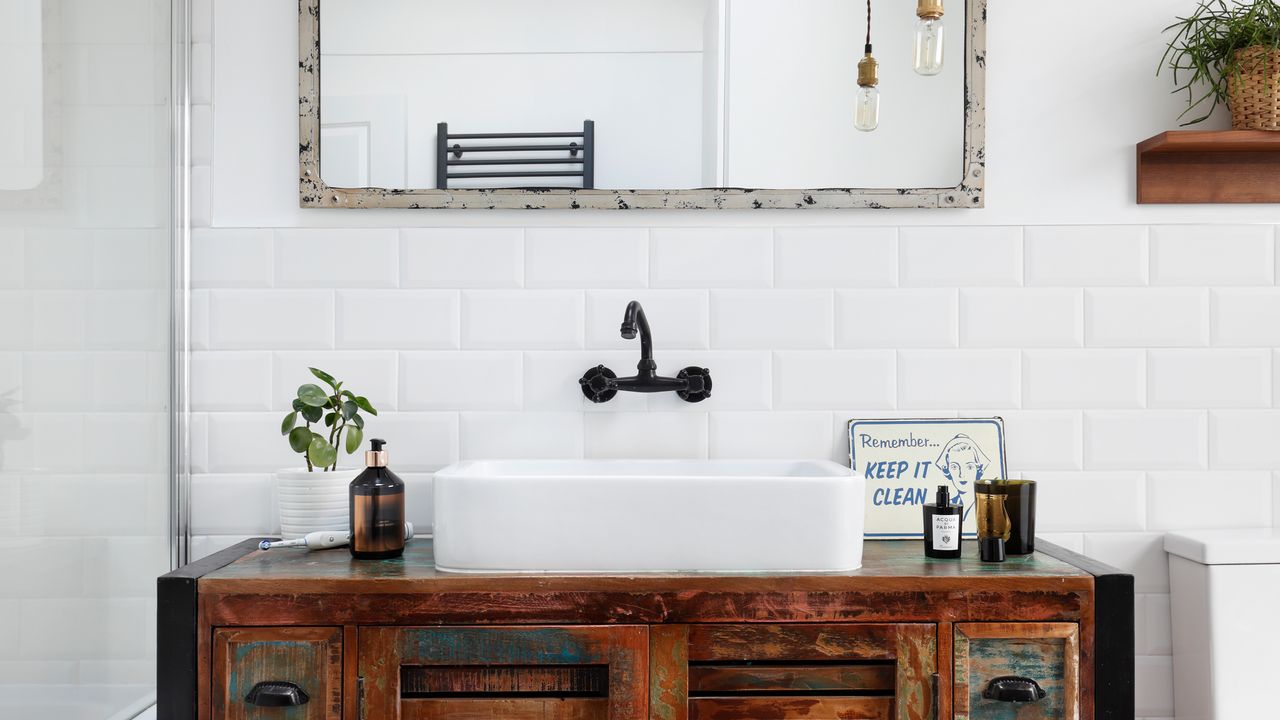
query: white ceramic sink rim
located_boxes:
[432,459,864,575]
[441,459,848,478]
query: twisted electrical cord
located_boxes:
[865,0,873,52]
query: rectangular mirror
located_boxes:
[300,0,985,210]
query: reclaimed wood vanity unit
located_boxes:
[158,539,1132,720]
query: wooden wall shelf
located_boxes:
[1137,130,1280,204]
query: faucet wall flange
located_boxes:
[579,365,619,404]
[676,367,713,403]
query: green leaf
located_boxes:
[292,398,306,412]
[280,411,298,435]
[307,436,337,468]
[288,427,314,453]
[1158,0,1280,125]
[354,396,378,416]
[341,390,356,399]
[342,400,358,420]
[352,414,365,430]
[297,383,328,407]
[345,426,364,455]
[325,412,337,427]
[301,404,323,424]
[309,367,338,388]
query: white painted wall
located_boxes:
[194,1,1280,717]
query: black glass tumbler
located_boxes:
[975,480,1037,555]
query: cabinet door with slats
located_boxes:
[651,623,937,720]
[358,625,647,720]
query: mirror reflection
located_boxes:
[0,0,43,191]
[318,0,965,192]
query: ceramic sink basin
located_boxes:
[432,459,864,574]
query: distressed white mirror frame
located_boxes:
[299,0,986,210]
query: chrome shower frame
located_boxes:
[169,0,193,569]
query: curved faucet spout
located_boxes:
[621,300,655,375]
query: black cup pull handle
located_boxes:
[983,675,1047,703]
[245,680,310,707]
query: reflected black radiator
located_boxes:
[435,121,595,190]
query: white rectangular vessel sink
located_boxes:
[433,459,864,574]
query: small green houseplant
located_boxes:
[280,367,378,471]
[274,368,378,539]
[1161,0,1280,128]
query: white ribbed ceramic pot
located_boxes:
[274,468,357,539]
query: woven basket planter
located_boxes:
[1229,45,1280,130]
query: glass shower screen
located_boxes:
[0,0,177,717]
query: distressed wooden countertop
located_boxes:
[200,539,1088,595]
[196,537,1099,628]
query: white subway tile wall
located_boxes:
[710,290,834,349]
[525,228,649,289]
[187,224,1280,719]
[995,410,1084,471]
[650,228,773,288]
[1151,225,1276,286]
[836,289,959,348]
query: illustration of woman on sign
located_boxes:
[935,434,992,520]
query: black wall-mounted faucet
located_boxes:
[580,301,712,404]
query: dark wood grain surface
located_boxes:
[1137,130,1280,203]
[202,539,1087,594]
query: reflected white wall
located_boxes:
[0,0,173,715]
[0,0,44,190]
[723,0,966,189]
[317,0,966,192]
[320,0,706,190]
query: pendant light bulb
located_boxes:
[913,0,945,75]
[855,0,879,132]
[855,49,880,133]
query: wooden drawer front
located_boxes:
[212,627,342,720]
[358,626,647,720]
[954,623,1079,720]
[652,624,936,720]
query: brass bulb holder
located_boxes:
[917,0,944,20]
[857,53,879,88]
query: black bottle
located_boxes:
[349,439,405,559]
[923,485,962,559]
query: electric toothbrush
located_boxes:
[259,522,415,551]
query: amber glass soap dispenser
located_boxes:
[923,485,962,559]
[349,438,405,559]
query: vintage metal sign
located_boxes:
[848,418,1007,539]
